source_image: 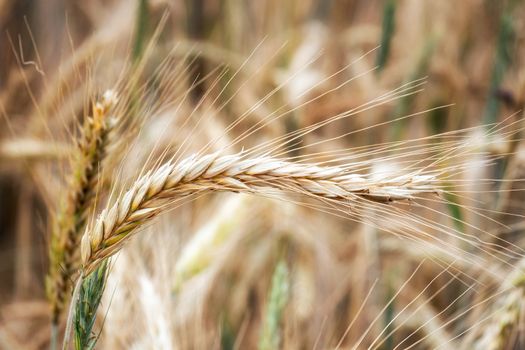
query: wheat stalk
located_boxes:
[80,151,439,275]
[0,139,70,160]
[259,258,290,350]
[73,262,108,350]
[47,90,118,325]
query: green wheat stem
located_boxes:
[483,12,514,125]
[258,258,290,350]
[74,262,109,350]
[376,0,396,73]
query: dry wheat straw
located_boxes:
[47,90,118,324]
[0,139,70,160]
[80,151,439,274]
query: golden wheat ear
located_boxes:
[79,151,439,275]
[46,90,118,325]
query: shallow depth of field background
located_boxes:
[1,0,525,349]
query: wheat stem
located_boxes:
[258,258,290,350]
[73,263,108,350]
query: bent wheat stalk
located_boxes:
[80,151,439,274]
[47,90,118,324]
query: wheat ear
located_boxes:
[80,152,439,275]
[474,261,525,350]
[47,90,118,324]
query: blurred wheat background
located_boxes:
[1,0,525,349]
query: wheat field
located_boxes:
[1,0,525,349]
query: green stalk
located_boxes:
[376,0,396,73]
[483,13,514,125]
[258,259,290,350]
[132,0,149,63]
[74,262,109,350]
[390,36,436,141]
